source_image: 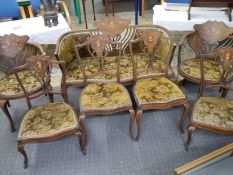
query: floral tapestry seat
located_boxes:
[134,77,186,105]
[0,71,44,99]
[80,83,132,110]
[18,102,78,140]
[179,58,220,82]
[192,97,233,131]
[66,55,168,85]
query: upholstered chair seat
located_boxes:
[134,77,186,105]
[0,71,43,98]
[192,97,233,130]
[18,102,78,140]
[179,58,220,82]
[80,83,132,110]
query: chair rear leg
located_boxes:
[17,144,28,168]
[128,109,136,140]
[79,115,87,147]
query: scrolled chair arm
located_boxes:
[27,42,46,55]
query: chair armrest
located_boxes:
[27,42,46,55]
[174,143,233,175]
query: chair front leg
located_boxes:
[1,102,16,132]
[179,102,190,134]
[75,128,86,155]
[17,143,28,168]
[129,108,142,141]
[185,124,196,151]
[128,109,136,140]
[79,114,87,147]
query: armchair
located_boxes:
[15,55,85,168]
[178,21,233,97]
[0,33,45,132]
[185,47,233,150]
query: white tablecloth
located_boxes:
[0,14,71,44]
[153,5,233,31]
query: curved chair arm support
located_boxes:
[177,32,193,68]
[27,42,46,55]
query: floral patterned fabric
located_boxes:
[134,77,185,105]
[18,102,78,139]
[180,58,220,81]
[0,71,43,97]
[80,83,131,109]
[134,55,166,77]
[66,56,133,83]
[193,97,233,129]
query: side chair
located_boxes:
[129,29,190,141]
[13,55,86,168]
[75,34,136,143]
[185,47,233,150]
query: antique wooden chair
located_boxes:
[178,21,233,97]
[14,55,86,168]
[185,47,233,150]
[129,29,190,140]
[75,34,135,142]
[0,33,45,132]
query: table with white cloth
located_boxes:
[0,14,71,44]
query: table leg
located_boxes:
[141,0,145,17]
[82,0,88,29]
[135,0,139,25]
[112,0,115,16]
[105,0,108,16]
[74,0,82,24]
[92,0,96,21]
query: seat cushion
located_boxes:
[18,102,78,140]
[0,71,43,97]
[80,83,132,109]
[193,97,233,130]
[180,58,220,81]
[134,77,185,105]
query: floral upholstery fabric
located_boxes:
[0,71,43,97]
[80,83,131,109]
[180,58,220,81]
[66,56,133,83]
[134,55,166,77]
[134,77,185,105]
[193,97,233,130]
[18,102,78,139]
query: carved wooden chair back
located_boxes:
[11,55,67,109]
[129,25,175,81]
[75,34,123,84]
[93,16,133,55]
[0,34,30,74]
[187,21,233,57]
[200,47,233,90]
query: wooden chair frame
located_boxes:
[12,56,85,168]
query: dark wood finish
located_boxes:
[81,0,96,29]
[185,47,233,150]
[0,34,45,132]
[14,56,86,168]
[129,27,189,140]
[178,21,233,97]
[188,0,233,21]
[75,34,135,141]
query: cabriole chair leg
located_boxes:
[179,103,190,134]
[1,102,16,132]
[185,124,196,151]
[17,144,28,168]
